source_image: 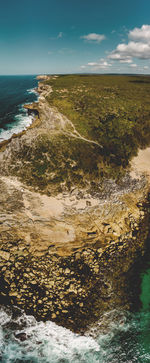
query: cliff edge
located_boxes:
[0,75,150,332]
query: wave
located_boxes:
[0,109,34,142]
[0,96,38,142]
[1,306,150,362]
[0,75,38,143]
[27,88,38,96]
[0,306,99,363]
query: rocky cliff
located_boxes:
[0,76,150,332]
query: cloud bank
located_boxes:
[80,25,149,73]
[129,25,150,43]
[108,24,150,61]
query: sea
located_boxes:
[0,75,150,362]
[0,75,38,142]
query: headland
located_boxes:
[0,74,150,332]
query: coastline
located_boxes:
[0,76,150,332]
[0,75,53,151]
[0,78,40,150]
[0,112,41,152]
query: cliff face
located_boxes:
[0,77,150,332]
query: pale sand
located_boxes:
[130,147,150,180]
[0,172,143,257]
[0,176,101,254]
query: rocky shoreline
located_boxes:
[0,76,150,332]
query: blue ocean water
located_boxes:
[0,75,38,141]
[0,76,150,362]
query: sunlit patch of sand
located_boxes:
[130,147,150,180]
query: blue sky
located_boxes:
[1,0,150,74]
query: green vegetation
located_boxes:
[11,134,108,193]
[45,74,150,167]
[9,75,150,193]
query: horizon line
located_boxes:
[0,72,150,76]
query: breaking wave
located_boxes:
[0,109,34,141]
[0,75,38,142]
[0,306,150,362]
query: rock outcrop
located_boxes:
[0,77,150,332]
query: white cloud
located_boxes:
[108,25,150,61]
[129,63,137,68]
[88,61,112,68]
[80,25,150,74]
[57,32,63,39]
[81,60,112,71]
[119,58,132,63]
[129,25,150,43]
[87,62,98,66]
[49,32,63,40]
[108,53,132,61]
[118,41,150,59]
[81,33,106,43]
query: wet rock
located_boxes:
[15,332,28,341]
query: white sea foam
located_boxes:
[0,111,34,142]
[27,88,38,96]
[0,306,147,362]
[0,87,39,142]
[0,307,101,363]
[0,83,39,142]
[0,308,12,326]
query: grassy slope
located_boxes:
[46,74,150,166]
[6,75,150,194]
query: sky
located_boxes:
[1,0,150,75]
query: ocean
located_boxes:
[0,75,150,362]
[0,75,38,141]
[1,288,150,363]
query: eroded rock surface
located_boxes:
[0,78,150,332]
